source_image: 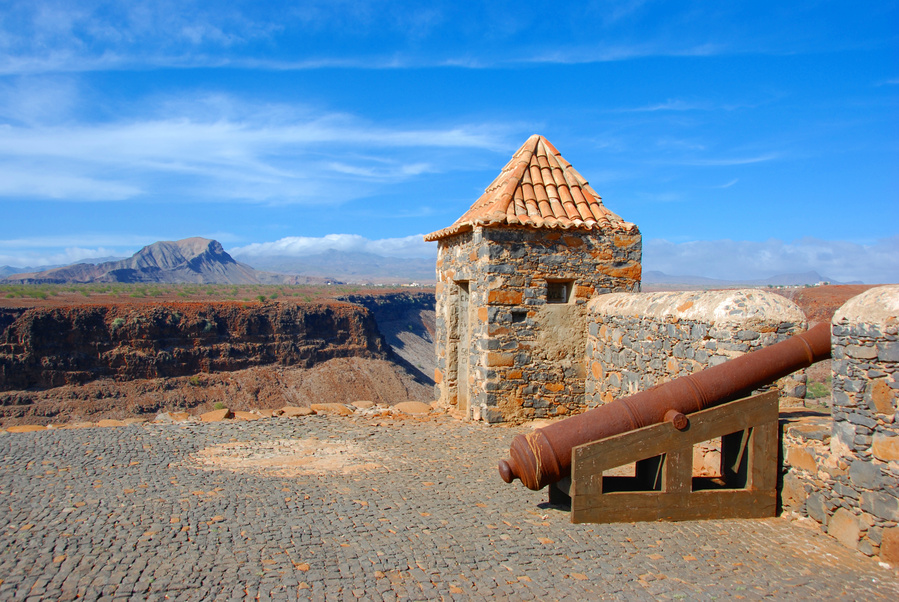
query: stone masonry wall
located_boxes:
[434,225,641,422]
[781,285,899,562]
[584,290,808,407]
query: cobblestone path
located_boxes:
[1,415,897,600]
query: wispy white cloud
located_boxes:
[0,1,844,76]
[229,234,437,259]
[0,247,125,268]
[637,191,683,203]
[0,167,143,200]
[644,236,899,284]
[614,97,770,114]
[523,43,726,66]
[622,99,712,113]
[0,82,511,203]
[712,178,739,189]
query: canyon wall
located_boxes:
[0,301,387,392]
[339,292,436,386]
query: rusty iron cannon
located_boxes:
[498,322,831,491]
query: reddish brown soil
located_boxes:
[773,285,882,396]
[772,285,879,327]
[0,284,432,309]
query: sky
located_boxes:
[0,0,896,283]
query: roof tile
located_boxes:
[425,135,636,241]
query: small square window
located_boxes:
[547,280,574,304]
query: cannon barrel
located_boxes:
[498,322,831,491]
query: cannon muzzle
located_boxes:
[499,322,831,491]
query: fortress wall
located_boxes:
[782,285,899,562]
[584,289,807,407]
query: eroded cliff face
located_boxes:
[0,302,386,391]
[340,292,436,386]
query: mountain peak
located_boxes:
[3,237,256,285]
[126,238,234,271]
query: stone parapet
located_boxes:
[584,289,807,407]
[782,285,899,563]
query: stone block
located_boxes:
[860,491,899,521]
[200,409,232,422]
[833,482,859,500]
[486,352,515,367]
[781,473,807,509]
[858,539,876,556]
[482,407,504,423]
[97,419,127,427]
[310,403,354,416]
[828,508,861,550]
[787,423,830,442]
[352,401,376,409]
[806,492,827,524]
[872,434,899,462]
[847,412,877,429]
[868,380,897,415]
[831,390,853,407]
[881,526,899,565]
[877,342,899,362]
[846,345,878,359]
[392,401,432,415]
[786,447,818,473]
[850,460,883,489]
[832,420,856,455]
[231,411,259,421]
[6,425,47,433]
[487,290,523,305]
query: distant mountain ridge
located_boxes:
[233,250,435,284]
[643,270,861,288]
[2,238,861,287]
[1,256,125,279]
[1,238,331,285]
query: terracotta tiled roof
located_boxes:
[425,134,636,241]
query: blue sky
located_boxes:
[0,0,896,283]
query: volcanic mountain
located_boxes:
[4,238,270,285]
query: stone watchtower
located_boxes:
[425,135,641,423]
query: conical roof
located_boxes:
[425,135,636,241]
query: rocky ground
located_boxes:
[0,358,433,426]
[1,410,897,600]
[773,285,880,400]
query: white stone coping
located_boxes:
[833,285,899,325]
[588,289,805,327]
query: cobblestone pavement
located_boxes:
[1,414,897,601]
